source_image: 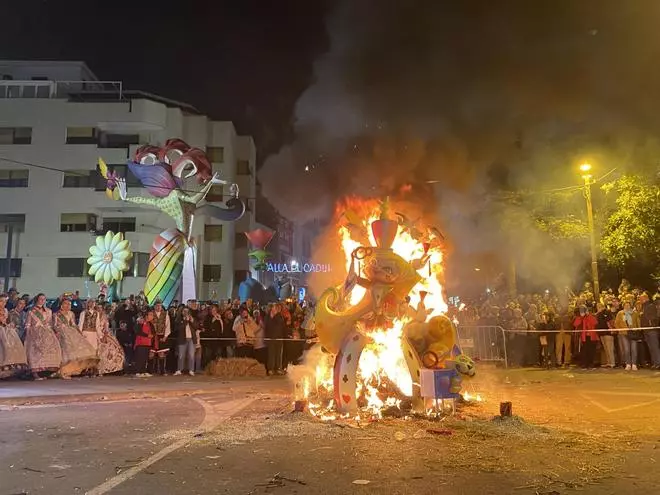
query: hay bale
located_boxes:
[205,357,266,377]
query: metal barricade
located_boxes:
[456,325,508,367]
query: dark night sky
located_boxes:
[0,0,331,160]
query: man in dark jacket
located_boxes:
[202,304,224,366]
[537,312,558,367]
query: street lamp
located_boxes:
[580,163,600,297]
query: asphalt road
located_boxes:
[0,369,659,495]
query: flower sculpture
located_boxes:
[88,231,133,284]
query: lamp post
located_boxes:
[580,163,600,297]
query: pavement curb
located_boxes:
[0,387,220,407]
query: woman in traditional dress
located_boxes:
[53,299,99,379]
[0,295,28,378]
[8,298,27,341]
[97,304,125,375]
[24,293,62,380]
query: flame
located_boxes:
[462,391,484,402]
[307,197,449,420]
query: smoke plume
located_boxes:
[259,0,660,291]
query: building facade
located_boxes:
[0,60,256,301]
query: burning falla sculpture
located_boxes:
[313,199,475,416]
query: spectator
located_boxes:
[220,309,236,358]
[639,293,660,369]
[115,300,136,330]
[266,304,287,375]
[78,300,103,353]
[233,307,257,358]
[202,304,224,365]
[508,308,528,367]
[70,291,84,322]
[537,311,557,367]
[573,305,598,369]
[6,288,19,311]
[151,300,171,375]
[615,301,642,371]
[116,320,134,372]
[8,298,27,341]
[134,310,154,377]
[595,302,615,368]
[253,309,268,369]
[555,307,573,367]
[174,307,198,376]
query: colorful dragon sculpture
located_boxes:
[98,139,245,307]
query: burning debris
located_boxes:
[293,197,481,421]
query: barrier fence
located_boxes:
[457,326,508,367]
[199,325,660,370]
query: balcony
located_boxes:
[0,80,123,100]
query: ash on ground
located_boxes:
[192,398,638,493]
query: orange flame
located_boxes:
[308,196,449,419]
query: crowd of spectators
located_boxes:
[452,280,660,371]
[0,286,317,379]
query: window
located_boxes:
[60,213,97,232]
[127,252,150,278]
[57,258,87,277]
[102,217,136,234]
[0,259,22,278]
[206,185,224,202]
[97,132,140,149]
[0,127,32,145]
[0,214,26,233]
[206,147,224,163]
[62,170,93,188]
[92,164,142,189]
[237,160,251,176]
[234,232,248,248]
[204,225,223,242]
[66,126,97,145]
[0,170,29,187]
[203,264,222,282]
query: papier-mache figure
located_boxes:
[98,139,245,307]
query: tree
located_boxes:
[600,174,660,269]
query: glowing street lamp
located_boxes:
[579,162,599,297]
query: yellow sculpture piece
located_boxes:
[315,247,420,354]
[405,314,474,374]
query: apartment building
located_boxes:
[0,60,257,300]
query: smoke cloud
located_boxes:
[259,0,660,291]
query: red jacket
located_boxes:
[573,314,598,342]
[135,321,154,348]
